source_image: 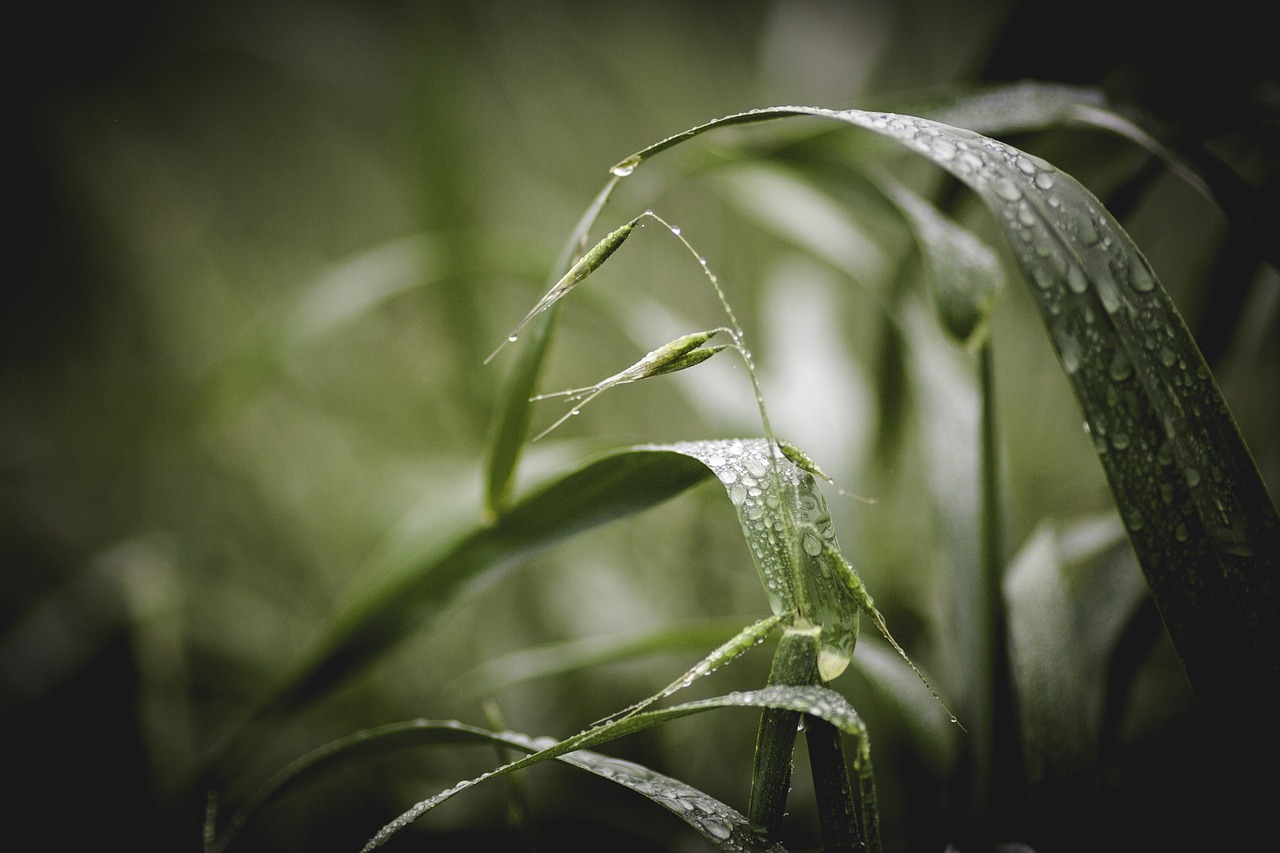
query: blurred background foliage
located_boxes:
[4,1,1277,851]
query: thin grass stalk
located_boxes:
[749,626,820,832]
[973,340,1027,839]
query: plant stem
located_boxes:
[972,340,1027,840]
[749,626,820,832]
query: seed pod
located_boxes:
[486,217,640,364]
[530,328,730,440]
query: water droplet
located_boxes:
[1066,264,1088,294]
[995,176,1024,201]
[609,156,639,177]
[669,225,682,236]
[508,334,519,343]
[1185,467,1201,487]
[1093,266,1122,313]
[1053,327,1082,373]
[1109,350,1134,382]
[1111,433,1131,450]
[1128,260,1156,292]
[1077,214,1101,246]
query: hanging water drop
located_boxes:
[1064,263,1088,294]
[609,156,639,177]
[1128,259,1156,292]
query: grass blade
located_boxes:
[359,684,871,850]
[202,446,713,784]
[484,175,625,515]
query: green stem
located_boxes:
[973,340,1026,838]
[749,626,820,832]
[749,626,877,851]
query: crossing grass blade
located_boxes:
[353,685,872,851]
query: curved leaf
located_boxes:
[288,447,713,707]
[654,438,863,682]
[874,174,1004,347]
[362,684,872,851]
[206,446,713,781]
[605,105,1279,729]
[210,718,787,853]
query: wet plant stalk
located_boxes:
[749,626,875,851]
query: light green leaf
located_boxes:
[654,438,862,682]
[205,446,714,781]
[1003,514,1148,782]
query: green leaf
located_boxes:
[361,684,871,850]
[485,176,625,515]
[209,718,787,853]
[1003,514,1149,782]
[205,446,713,781]
[654,438,863,682]
[604,105,1280,731]
[875,175,1004,347]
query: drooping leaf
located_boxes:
[209,717,788,853]
[875,175,1004,347]
[654,438,862,682]
[600,105,1279,730]
[361,684,872,851]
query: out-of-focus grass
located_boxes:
[4,2,1276,851]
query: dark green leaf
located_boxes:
[607,105,1280,732]
[361,684,871,850]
